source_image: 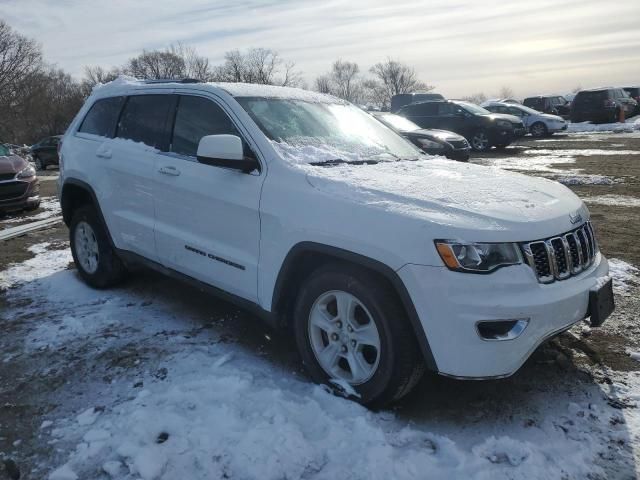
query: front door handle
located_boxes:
[158,165,181,176]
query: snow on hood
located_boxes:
[303,158,584,229]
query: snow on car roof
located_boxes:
[92,75,345,104]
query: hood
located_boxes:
[540,113,566,122]
[484,113,522,124]
[409,129,466,142]
[0,154,27,175]
[304,158,586,239]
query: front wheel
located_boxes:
[293,264,425,406]
[530,122,548,138]
[470,130,490,151]
[70,205,126,288]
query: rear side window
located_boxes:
[79,96,125,137]
[575,91,607,104]
[117,95,174,150]
[403,102,438,116]
[171,96,240,157]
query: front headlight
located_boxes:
[418,139,445,150]
[435,240,522,273]
[17,165,36,179]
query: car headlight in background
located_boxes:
[435,240,522,273]
[418,139,445,150]
[17,164,36,179]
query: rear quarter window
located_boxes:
[116,95,175,150]
[78,96,126,137]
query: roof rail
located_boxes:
[142,78,202,84]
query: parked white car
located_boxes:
[482,101,568,137]
[58,78,614,405]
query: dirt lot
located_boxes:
[1,136,640,479]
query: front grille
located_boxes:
[0,173,16,181]
[521,222,598,283]
[0,181,28,201]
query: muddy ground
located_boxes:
[1,134,639,479]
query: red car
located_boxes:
[0,144,40,213]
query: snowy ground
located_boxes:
[1,134,640,479]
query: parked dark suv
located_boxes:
[398,100,524,151]
[523,96,570,117]
[570,88,638,124]
[623,87,640,116]
[31,135,62,170]
[390,92,444,113]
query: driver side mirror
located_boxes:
[197,135,259,173]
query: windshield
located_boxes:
[0,144,10,157]
[376,114,421,133]
[236,97,421,164]
[454,101,491,115]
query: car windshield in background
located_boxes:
[377,114,421,133]
[454,101,491,115]
[236,97,421,164]
[0,145,10,156]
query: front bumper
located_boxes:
[397,252,610,378]
[0,178,40,212]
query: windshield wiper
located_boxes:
[309,158,380,166]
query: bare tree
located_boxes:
[329,59,361,102]
[211,48,302,86]
[497,85,515,99]
[369,58,432,108]
[314,74,332,94]
[125,50,186,80]
[169,43,213,80]
[461,92,488,104]
[80,65,122,96]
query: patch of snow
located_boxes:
[568,116,640,133]
[0,242,72,290]
[48,464,78,480]
[476,154,577,174]
[76,407,101,426]
[584,195,640,208]
[554,174,619,186]
[41,420,54,429]
[608,258,639,295]
[271,138,398,166]
[525,149,640,156]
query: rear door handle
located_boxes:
[158,165,181,176]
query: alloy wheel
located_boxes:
[471,132,489,151]
[308,290,381,385]
[74,221,100,274]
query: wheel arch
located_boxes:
[271,241,438,371]
[60,179,114,247]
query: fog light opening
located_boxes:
[476,319,529,341]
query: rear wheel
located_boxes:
[530,122,547,138]
[293,264,425,406]
[470,130,490,151]
[70,205,126,288]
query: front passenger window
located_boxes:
[172,96,240,157]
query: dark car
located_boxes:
[622,87,640,116]
[390,92,444,113]
[0,144,40,213]
[398,100,524,152]
[30,135,62,170]
[371,112,470,161]
[570,88,638,124]
[523,95,571,118]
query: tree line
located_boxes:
[0,19,434,145]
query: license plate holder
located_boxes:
[588,278,615,327]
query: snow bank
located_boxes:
[568,116,640,133]
[608,258,639,295]
[584,195,640,208]
[1,242,631,479]
[0,242,72,290]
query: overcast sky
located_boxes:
[2,0,639,98]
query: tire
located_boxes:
[470,130,490,152]
[34,156,45,171]
[293,263,425,407]
[530,122,548,138]
[69,205,126,288]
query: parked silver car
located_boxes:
[482,101,568,137]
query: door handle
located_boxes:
[96,148,112,159]
[158,165,181,176]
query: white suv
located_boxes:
[58,78,614,406]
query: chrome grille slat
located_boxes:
[521,222,598,283]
